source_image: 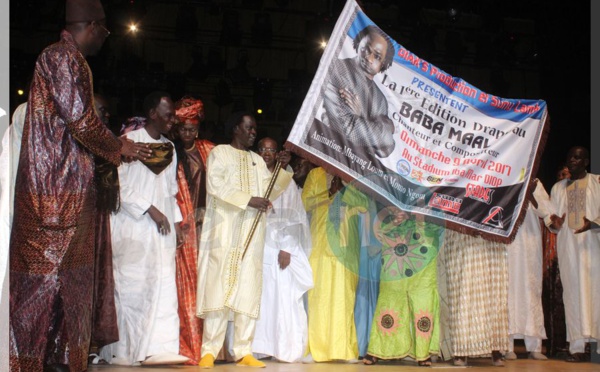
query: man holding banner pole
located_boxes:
[195,113,292,368]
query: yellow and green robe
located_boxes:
[302,167,368,362]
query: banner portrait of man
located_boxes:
[317,24,396,158]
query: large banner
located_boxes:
[286,0,548,242]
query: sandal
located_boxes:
[363,355,378,365]
[88,353,109,365]
[453,357,467,366]
[566,352,588,363]
[491,351,504,367]
[418,358,432,366]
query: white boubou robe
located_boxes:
[101,128,182,365]
[0,103,26,310]
[252,179,314,362]
[507,180,554,347]
[549,173,600,351]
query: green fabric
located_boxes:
[304,171,368,361]
[367,218,442,361]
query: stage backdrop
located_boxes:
[286,0,549,242]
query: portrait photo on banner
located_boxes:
[286,0,549,242]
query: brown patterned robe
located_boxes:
[90,210,119,349]
[10,30,122,372]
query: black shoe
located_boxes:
[565,352,589,363]
[43,364,70,372]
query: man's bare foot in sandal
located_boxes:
[492,351,505,367]
[453,357,467,366]
[88,353,109,365]
[418,358,432,366]
[363,355,378,365]
[566,352,588,363]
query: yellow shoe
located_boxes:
[236,355,266,368]
[199,354,215,368]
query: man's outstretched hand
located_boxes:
[119,137,152,162]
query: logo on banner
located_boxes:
[427,175,443,185]
[464,183,495,204]
[482,206,504,228]
[411,170,424,183]
[396,159,411,176]
[428,192,463,214]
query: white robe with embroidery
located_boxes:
[252,180,313,362]
[507,181,554,340]
[196,145,291,319]
[101,128,182,365]
[549,173,600,348]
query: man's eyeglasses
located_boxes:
[96,23,110,37]
[258,148,277,154]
